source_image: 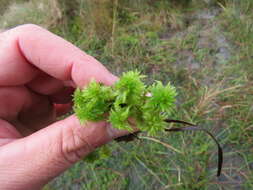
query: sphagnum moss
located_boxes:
[74,70,177,135]
[73,70,223,177]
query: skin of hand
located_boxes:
[0,24,129,190]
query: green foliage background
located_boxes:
[1,0,252,189]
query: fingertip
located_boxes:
[71,59,118,88]
[54,103,72,117]
[104,73,119,86]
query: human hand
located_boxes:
[0,24,129,190]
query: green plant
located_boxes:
[73,70,223,177]
[74,70,177,135]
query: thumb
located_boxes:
[0,115,128,190]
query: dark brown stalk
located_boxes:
[114,119,223,177]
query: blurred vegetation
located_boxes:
[1,0,252,189]
[0,0,61,29]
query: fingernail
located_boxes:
[106,123,129,139]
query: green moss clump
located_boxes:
[73,80,115,122]
[73,70,177,135]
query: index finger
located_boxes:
[0,24,117,87]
